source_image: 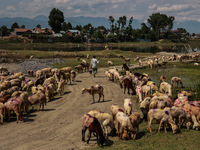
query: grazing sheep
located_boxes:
[44,84,55,102]
[136,85,151,103]
[164,106,187,128]
[194,63,199,66]
[27,92,46,111]
[75,65,83,73]
[4,98,20,123]
[88,110,115,138]
[123,58,130,66]
[82,114,106,146]
[174,97,189,108]
[80,62,89,72]
[159,75,166,84]
[171,77,184,88]
[129,112,140,140]
[71,70,76,82]
[140,97,151,121]
[27,70,34,77]
[146,81,158,95]
[107,61,113,66]
[81,85,104,103]
[159,82,172,96]
[111,104,124,122]
[115,111,136,139]
[124,98,132,116]
[0,102,4,123]
[183,104,200,130]
[147,108,179,133]
[57,80,65,96]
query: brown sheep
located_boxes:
[171,77,184,88]
[75,65,83,73]
[27,92,46,111]
[129,112,140,140]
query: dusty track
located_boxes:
[0,66,135,150]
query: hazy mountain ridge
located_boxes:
[0,15,199,33]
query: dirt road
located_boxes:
[0,66,136,150]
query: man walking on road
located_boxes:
[90,55,100,77]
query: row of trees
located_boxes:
[48,8,189,42]
[0,7,189,43]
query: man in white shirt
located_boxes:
[90,55,99,77]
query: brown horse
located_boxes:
[120,78,136,95]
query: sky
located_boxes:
[0,0,200,22]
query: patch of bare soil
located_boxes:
[0,63,137,150]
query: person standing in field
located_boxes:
[90,55,100,77]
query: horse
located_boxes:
[82,114,106,146]
[120,78,136,95]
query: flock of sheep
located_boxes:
[0,51,199,147]
[0,66,77,123]
[81,52,200,146]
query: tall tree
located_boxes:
[20,25,25,29]
[36,24,41,28]
[108,16,115,33]
[0,25,9,36]
[11,22,19,31]
[48,8,64,33]
[147,13,175,39]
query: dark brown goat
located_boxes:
[122,63,130,71]
[120,78,136,95]
[82,114,106,146]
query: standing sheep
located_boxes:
[129,112,140,140]
[171,77,184,88]
[124,98,132,116]
[81,85,104,103]
[115,111,136,139]
[88,110,115,138]
[147,108,179,133]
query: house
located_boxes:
[33,28,53,35]
[66,30,80,36]
[14,28,33,36]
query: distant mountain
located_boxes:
[0,15,199,33]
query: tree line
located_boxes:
[0,8,190,43]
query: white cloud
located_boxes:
[6,6,16,11]
[0,0,199,23]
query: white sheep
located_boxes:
[147,108,179,133]
[107,61,113,65]
[116,111,136,139]
[88,110,115,139]
[159,81,172,96]
[171,77,184,88]
[140,97,151,121]
[194,63,199,66]
[124,98,132,116]
[111,104,124,122]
